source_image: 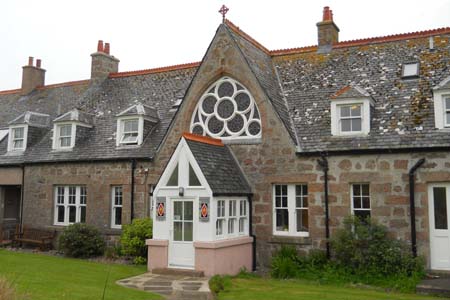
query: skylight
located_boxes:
[402,62,419,78]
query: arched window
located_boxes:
[190,77,261,141]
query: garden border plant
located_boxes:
[119,218,153,264]
[270,216,425,292]
[58,223,106,258]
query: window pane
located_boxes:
[340,106,350,117]
[446,112,450,125]
[80,187,87,205]
[353,197,362,209]
[14,128,24,139]
[122,133,138,143]
[60,125,71,136]
[351,118,362,131]
[184,222,193,241]
[60,136,71,147]
[114,207,122,225]
[184,202,193,221]
[174,202,183,221]
[445,98,450,109]
[124,119,138,132]
[341,119,351,132]
[353,184,361,196]
[167,164,178,186]
[239,218,245,233]
[361,184,369,196]
[228,219,235,234]
[403,63,418,77]
[13,140,24,149]
[114,186,122,205]
[174,222,183,241]
[362,197,370,209]
[80,206,86,223]
[276,209,289,232]
[69,187,76,204]
[189,163,201,186]
[68,206,76,223]
[216,219,223,235]
[355,210,371,222]
[57,206,65,222]
[296,209,308,232]
[351,105,361,117]
[433,187,448,230]
[240,200,246,216]
[57,187,65,204]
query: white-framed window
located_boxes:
[402,62,419,78]
[239,200,247,234]
[116,117,144,146]
[52,123,75,150]
[445,97,450,127]
[216,200,225,236]
[331,99,372,136]
[273,184,309,237]
[190,76,262,142]
[54,186,87,225]
[111,186,123,229]
[216,198,249,238]
[7,125,27,152]
[351,183,371,221]
[228,200,237,235]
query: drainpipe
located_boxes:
[317,155,330,259]
[130,159,136,221]
[19,164,25,232]
[409,158,425,258]
[248,194,256,271]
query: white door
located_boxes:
[429,184,450,270]
[169,199,195,269]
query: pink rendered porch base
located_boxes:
[194,236,253,276]
[146,236,253,276]
[146,239,168,271]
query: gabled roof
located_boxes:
[331,85,371,100]
[184,133,252,196]
[53,108,93,125]
[116,103,159,121]
[8,111,50,127]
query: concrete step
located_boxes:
[427,270,450,278]
[416,278,450,298]
[169,290,212,300]
[152,268,205,278]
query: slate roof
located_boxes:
[0,66,196,165]
[0,20,449,165]
[185,136,252,196]
[9,111,50,127]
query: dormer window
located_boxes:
[8,125,27,152]
[402,62,419,78]
[330,85,374,136]
[433,76,450,129]
[54,123,75,149]
[339,104,362,133]
[115,103,159,147]
[120,118,140,144]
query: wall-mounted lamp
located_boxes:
[179,186,184,197]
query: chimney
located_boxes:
[21,56,46,95]
[316,6,340,52]
[91,40,119,82]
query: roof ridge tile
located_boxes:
[183,133,224,147]
[224,19,270,54]
[109,62,200,78]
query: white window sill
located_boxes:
[4,150,25,156]
[332,132,369,137]
[111,225,122,230]
[272,231,310,238]
[115,144,141,150]
[51,148,74,152]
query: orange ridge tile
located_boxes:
[36,79,90,90]
[0,88,21,95]
[224,19,271,54]
[330,86,351,99]
[109,62,201,78]
[182,132,224,147]
[270,45,318,56]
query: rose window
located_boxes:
[190,77,261,140]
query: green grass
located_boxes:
[216,277,440,300]
[0,249,161,300]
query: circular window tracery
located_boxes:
[190,77,261,140]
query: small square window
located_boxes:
[58,124,73,148]
[339,105,362,133]
[10,127,25,150]
[352,184,371,222]
[120,119,139,144]
[402,62,419,78]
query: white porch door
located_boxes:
[169,199,195,269]
[429,184,450,270]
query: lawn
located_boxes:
[217,277,440,300]
[0,249,160,300]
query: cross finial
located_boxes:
[219,5,229,22]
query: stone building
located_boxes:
[0,7,449,273]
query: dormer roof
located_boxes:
[116,103,159,122]
[331,85,371,100]
[433,75,450,91]
[53,108,93,126]
[9,111,50,127]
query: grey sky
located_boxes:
[1,0,449,90]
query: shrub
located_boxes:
[120,218,152,263]
[58,223,105,258]
[270,246,299,279]
[209,275,232,294]
[331,216,424,279]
